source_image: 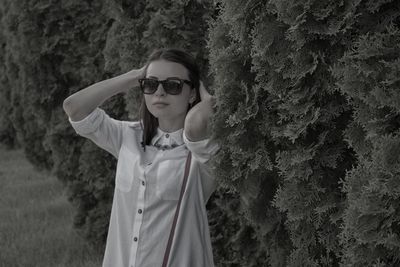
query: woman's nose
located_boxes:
[154,83,166,96]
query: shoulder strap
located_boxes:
[162,151,192,267]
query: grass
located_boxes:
[0,145,103,267]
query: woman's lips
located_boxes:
[153,102,169,107]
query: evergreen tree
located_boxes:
[0,0,118,248]
[208,0,356,265]
[333,1,400,265]
[0,7,17,148]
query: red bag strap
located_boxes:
[162,151,192,267]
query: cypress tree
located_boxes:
[0,6,17,148]
[333,1,400,265]
[208,0,356,265]
[0,0,120,248]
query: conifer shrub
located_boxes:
[332,1,400,265]
[0,9,16,149]
[0,0,119,248]
[208,0,358,265]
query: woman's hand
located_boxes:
[184,81,216,141]
[124,65,147,92]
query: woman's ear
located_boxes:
[189,88,196,103]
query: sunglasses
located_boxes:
[138,78,193,95]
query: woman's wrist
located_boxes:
[115,72,138,93]
[120,67,146,93]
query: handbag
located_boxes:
[161,151,192,267]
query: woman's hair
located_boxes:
[139,48,202,150]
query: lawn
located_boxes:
[0,145,102,267]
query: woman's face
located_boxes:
[144,59,196,125]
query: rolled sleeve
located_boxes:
[183,131,220,203]
[69,107,105,135]
[183,131,220,163]
[68,108,124,159]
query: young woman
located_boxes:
[63,48,220,267]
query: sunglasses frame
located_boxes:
[138,78,193,95]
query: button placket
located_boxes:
[129,171,146,266]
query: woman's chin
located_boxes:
[149,109,186,121]
[149,111,162,118]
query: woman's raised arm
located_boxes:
[184,81,216,141]
[63,67,145,121]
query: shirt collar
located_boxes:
[150,127,184,147]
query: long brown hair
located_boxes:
[139,48,202,150]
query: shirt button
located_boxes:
[138,209,142,214]
[165,134,169,138]
[134,237,138,242]
[142,181,145,186]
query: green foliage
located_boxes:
[0,12,17,149]
[207,0,360,265]
[0,0,118,250]
[332,1,400,265]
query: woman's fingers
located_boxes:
[199,81,212,101]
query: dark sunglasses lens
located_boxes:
[142,79,158,94]
[163,80,182,95]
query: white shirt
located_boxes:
[68,108,220,267]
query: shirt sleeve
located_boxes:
[182,131,220,164]
[68,108,124,159]
[183,131,221,203]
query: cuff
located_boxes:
[183,131,220,164]
[68,108,105,135]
